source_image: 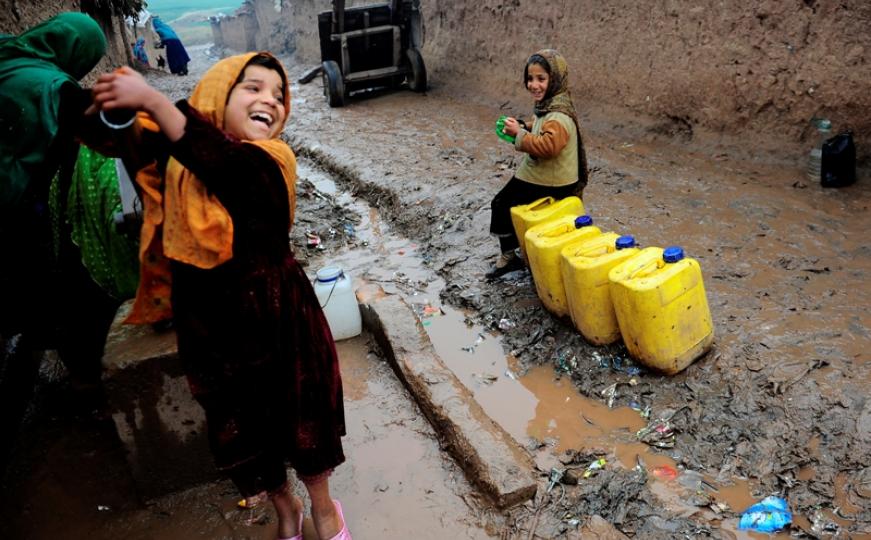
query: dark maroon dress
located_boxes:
[165,102,345,495]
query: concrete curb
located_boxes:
[357,284,537,508]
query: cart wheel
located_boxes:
[322,60,345,107]
[406,48,427,93]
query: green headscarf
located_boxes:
[524,49,589,190]
[0,12,106,208]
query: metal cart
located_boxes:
[318,0,426,107]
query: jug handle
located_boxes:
[314,271,345,309]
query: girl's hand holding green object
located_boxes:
[495,115,518,143]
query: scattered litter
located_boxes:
[343,223,355,238]
[634,454,647,475]
[636,407,687,448]
[504,369,517,380]
[563,515,581,527]
[583,458,607,479]
[555,348,579,374]
[652,465,678,481]
[810,510,842,537]
[601,383,619,408]
[738,496,792,533]
[593,350,644,375]
[629,401,652,418]
[637,418,676,448]
[677,470,718,494]
[498,318,516,331]
[461,333,486,352]
[546,467,564,492]
[473,372,498,385]
[709,501,730,514]
[688,489,713,507]
[305,231,321,247]
[413,303,443,326]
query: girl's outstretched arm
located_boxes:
[92,67,186,142]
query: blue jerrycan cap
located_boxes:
[663,246,685,263]
[316,266,344,283]
[615,235,636,249]
[574,215,593,228]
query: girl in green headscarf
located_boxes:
[488,49,590,279]
[0,11,106,208]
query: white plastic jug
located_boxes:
[314,266,362,341]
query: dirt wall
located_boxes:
[0,0,132,80]
[212,0,364,61]
[217,0,870,161]
[420,0,871,157]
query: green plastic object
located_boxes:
[495,115,516,144]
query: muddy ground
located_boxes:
[3,43,871,539]
[277,40,871,538]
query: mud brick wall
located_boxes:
[220,0,871,160]
[420,0,871,157]
[0,0,133,81]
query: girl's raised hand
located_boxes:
[92,66,161,114]
[502,117,521,137]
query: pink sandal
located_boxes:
[326,499,352,540]
[278,508,305,540]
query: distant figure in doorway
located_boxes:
[132,37,149,68]
[151,16,189,75]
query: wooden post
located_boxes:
[333,0,345,34]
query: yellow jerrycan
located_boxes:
[609,246,714,374]
[510,196,584,260]
[525,215,600,317]
[561,234,640,345]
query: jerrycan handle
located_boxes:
[625,252,665,280]
[529,197,555,211]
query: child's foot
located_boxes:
[276,495,304,539]
[486,252,524,280]
[311,499,349,540]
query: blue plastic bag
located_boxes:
[738,496,792,533]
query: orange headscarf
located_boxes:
[126,52,296,324]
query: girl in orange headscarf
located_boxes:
[92,53,351,540]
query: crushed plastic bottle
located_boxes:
[738,496,792,533]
